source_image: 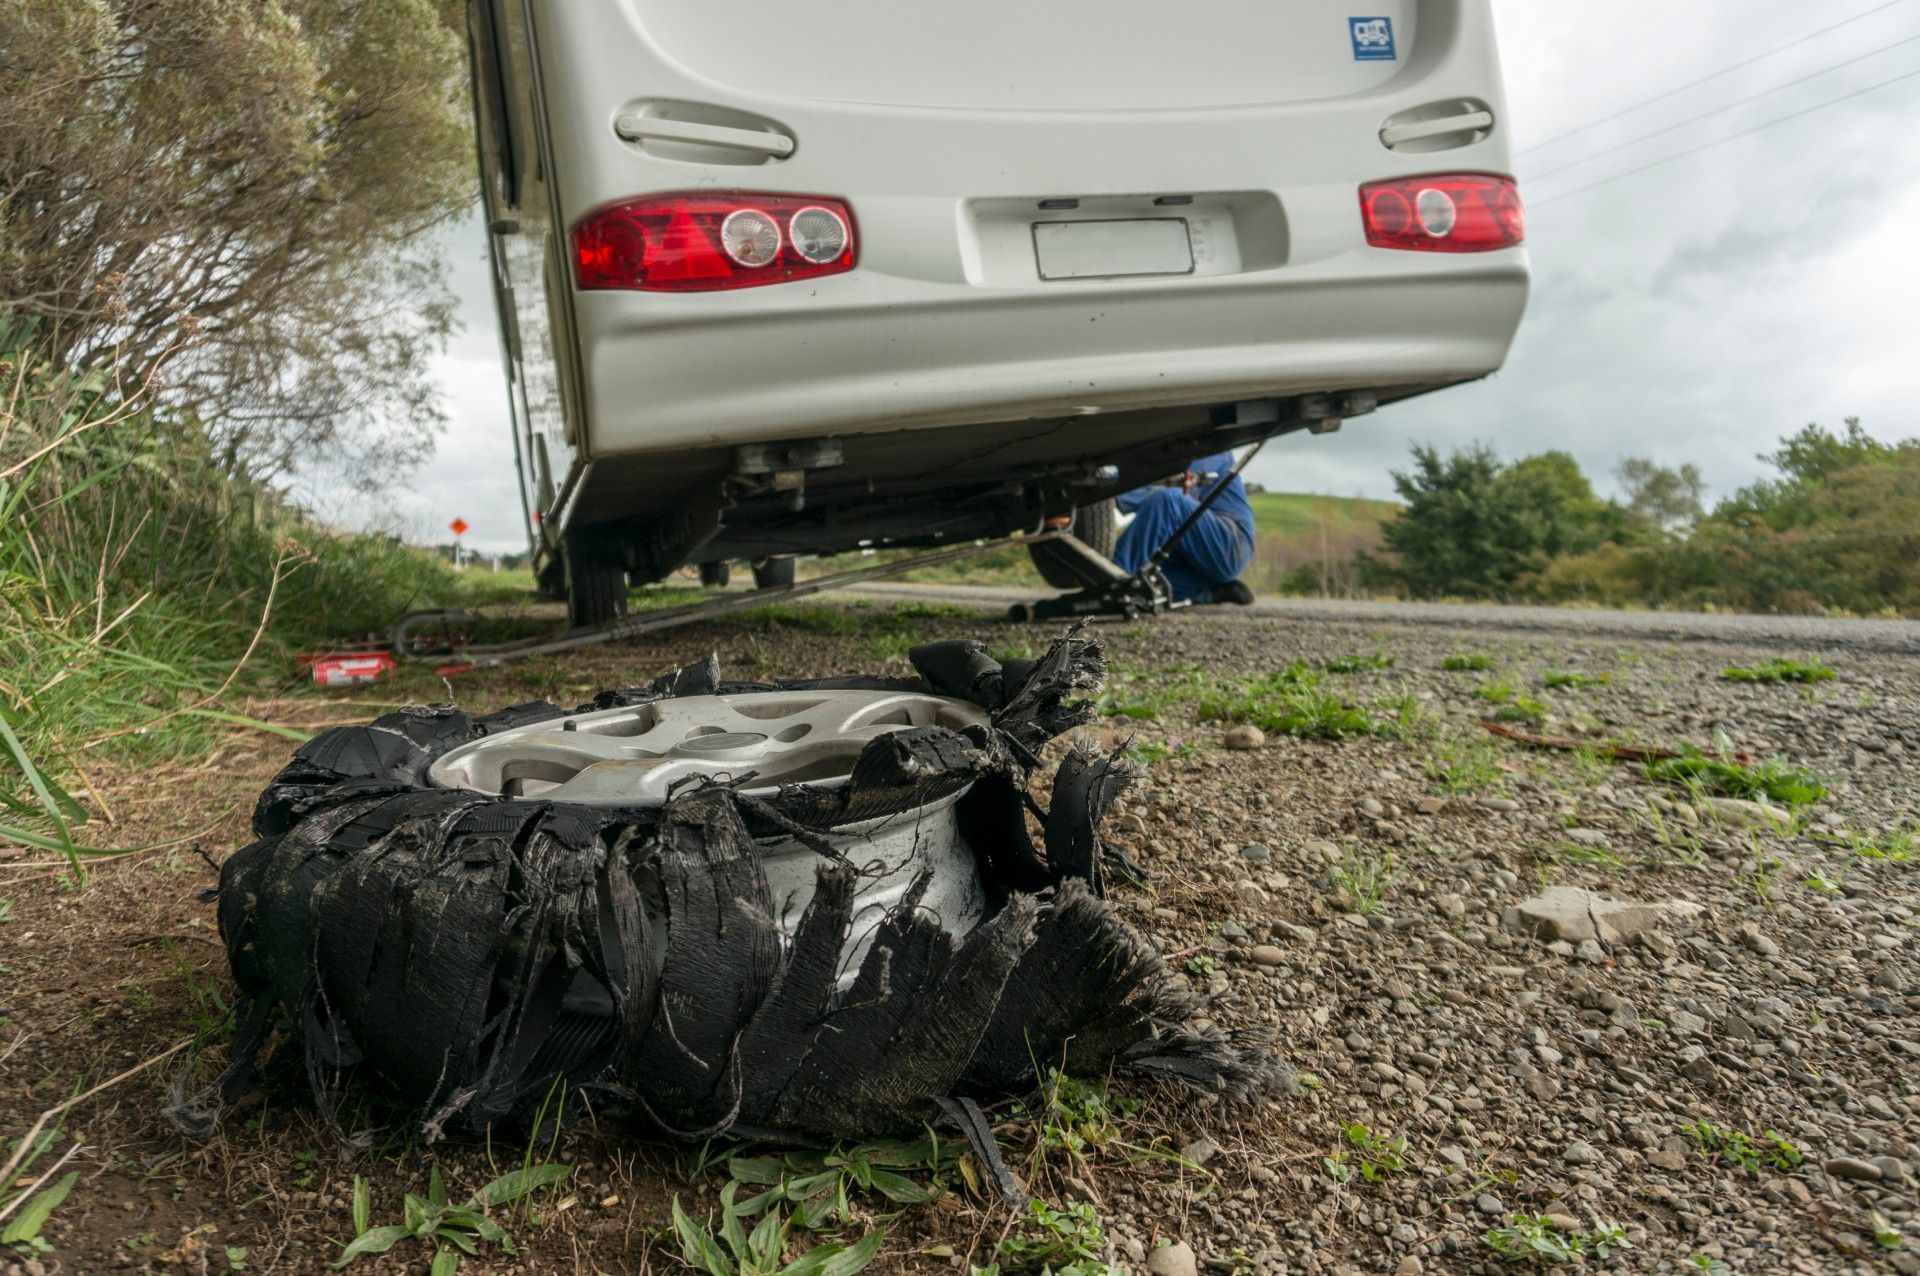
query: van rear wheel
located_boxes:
[1029,500,1118,589]
[565,533,629,627]
[699,561,733,588]
[752,556,797,590]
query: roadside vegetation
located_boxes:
[1357,419,1920,616]
[0,325,469,869]
[0,0,478,867]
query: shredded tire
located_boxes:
[181,632,1289,1145]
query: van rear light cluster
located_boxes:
[1360,175,1523,252]
[573,193,856,292]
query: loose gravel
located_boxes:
[2,596,1915,1275]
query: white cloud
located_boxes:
[1256,0,1920,504]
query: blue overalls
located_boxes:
[1112,452,1255,603]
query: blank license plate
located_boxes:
[1033,218,1193,281]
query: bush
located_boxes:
[0,325,458,866]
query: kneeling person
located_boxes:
[1113,452,1256,605]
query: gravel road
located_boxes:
[4,595,1915,1275]
[850,582,1920,654]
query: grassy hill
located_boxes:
[1243,490,1398,594]
[815,491,1397,594]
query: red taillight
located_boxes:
[572,192,857,292]
[1359,175,1524,253]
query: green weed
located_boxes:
[1324,651,1394,674]
[1482,1215,1630,1266]
[1646,748,1827,809]
[1818,826,1917,863]
[991,1200,1118,1276]
[1492,696,1549,725]
[1199,667,1377,740]
[1474,677,1517,705]
[1440,653,1496,671]
[723,1138,951,1232]
[1424,737,1505,794]
[336,1162,570,1271]
[1547,842,1626,871]
[1121,738,1196,768]
[1543,670,1611,690]
[1680,1121,1801,1175]
[1329,848,1395,915]
[1722,658,1835,685]
[1321,1123,1408,1184]
[1374,694,1438,741]
[672,1183,884,1276]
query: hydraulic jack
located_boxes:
[1008,441,1264,624]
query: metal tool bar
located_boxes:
[404,529,1065,673]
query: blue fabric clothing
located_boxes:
[1113,452,1254,602]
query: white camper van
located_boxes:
[466,0,1529,622]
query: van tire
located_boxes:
[699,561,733,588]
[1029,499,1118,589]
[752,556,798,590]
[565,534,628,627]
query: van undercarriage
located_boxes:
[544,382,1431,591]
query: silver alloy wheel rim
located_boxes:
[429,689,995,980]
[428,689,990,808]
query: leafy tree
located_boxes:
[1716,418,1895,531]
[1380,445,1620,597]
[0,0,472,488]
[1616,457,1704,534]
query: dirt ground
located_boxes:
[3,594,1917,1276]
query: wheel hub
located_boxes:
[427,689,990,806]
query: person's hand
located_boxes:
[1181,470,1196,496]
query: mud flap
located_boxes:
[182,630,1290,1144]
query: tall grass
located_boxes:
[0,322,459,875]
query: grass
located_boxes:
[1122,738,1197,768]
[988,1200,1118,1276]
[1545,842,1626,871]
[1323,650,1393,673]
[1645,748,1828,809]
[1543,670,1610,690]
[1680,1121,1802,1175]
[0,323,473,872]
[1322,1122,1408,1185]
[1440,653,1497,671]
[1474,677,1517,705]
[1374,694,1438,741]
[1198,664,1379,739]
[811,490,1396,596]
[672,1135,958,1276]
[336,1162,571,1271]
[1328,847,1395,914]
[1817,825,1917,862]
[1424,736,1505,793]
[1491,696,1549,726]
[1722,657,1836,684]
[1482,1215,1630,1267]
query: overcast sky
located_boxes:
[375,0,1920,553]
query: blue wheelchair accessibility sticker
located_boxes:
[1349,16,1397,61]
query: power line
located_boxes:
[1517,0,1911,155]
[1532,65,1920,207]
[1527,31,1920,184]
